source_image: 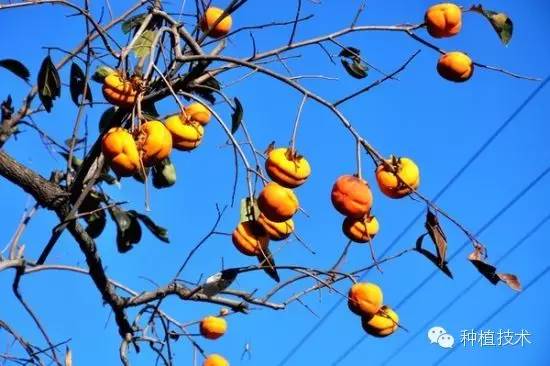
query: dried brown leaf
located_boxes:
[497,273,522,292]
[425,210,447,265]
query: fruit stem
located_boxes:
[289,94,308,154]
[152,63,186,114]
[355,139,363,180]
[139,158,151,212]
[367,237,383,274]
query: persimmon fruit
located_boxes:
[102,73,138,108]
[199,316,227,340]
[331,175,373,218]
[342,215,379,243]
[231,221,269,256]
[201,7,233,38]
[437,51,474,82]
[165,114,204,151]
[375,157,420,198]
[101,127,141,177]
[348,282,383,318]
[257,212,294,241]
[425,3,462,38]
[185,102,212,126]
[361,305,399,337]
[265,147,311,188]
[203,354,229,366]
[137,120,172,167]
[257,182,299,222]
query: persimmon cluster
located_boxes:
[348,282,400,337]
[425,3,474,82]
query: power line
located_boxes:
[379,212,550,365]
[331,334,366,365]
[394,164,550,310]
[330,164,550,365]
[434,264,550,365]
[276,76,549,366]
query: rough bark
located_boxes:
[0,149,133,338]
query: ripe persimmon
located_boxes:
[348,282,383,318]
[257,182,299,222]
[185,102,212,126]
[203,354,229,366]
[375,156,420,198]
[201,7,233,38]
[102,73,138,108]
[164,114,204,151]
[437,51,473,82]
[199,316,227,340]
[361,305,399,337]
[342,215,379,243]
[101,128,141,177]
[265,147,311,188]
[137,121,172,167]
[425,3,462,38]
[232,221,269,256]
[331,175,373,218]
[257,212,294,241]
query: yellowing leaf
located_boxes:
[37,55,61,112]
[240,197,259,223]
[471,5,513,46]
[65,346,72,366]
[133,30,157,58]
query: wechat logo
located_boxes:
[428,326,455,349]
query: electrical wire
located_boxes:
[277,76,550,366]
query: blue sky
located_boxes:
[1,1,550,365]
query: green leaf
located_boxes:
[339,45,368,79]
[231,97,243,134]
[471,5,513,46]
[99,106,117,133]
[240,197,259,223]
[109,206,142,253]
[190,77,221,104]
[257,246,280,283]
[152,157,176,189]
[141,101,160,119]
[2,95,13,117]
[77,192,107,239]
[0,59,30,82]
[37,55,61,112]
[203,77,221,91]
[98,172,119,186]
[133,167,150,183]
[486,11,513,45]
[129,210,170,243]
[133,30,157,58]
[338,46,361,59]
[59,151,83,170]
[85,210,107,239]
[341,59,368,79]
[122,13,147,34]
[69,62,93,107]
